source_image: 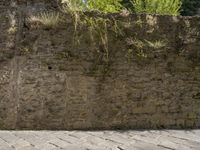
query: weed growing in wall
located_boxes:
[26,0,172,75]
[60,0,170,72]
[125,37,168,60]
[60,0,126,75]
[84,17,110,61]
[61,0,125,45]
[28,12,60,28]
[145,40,167,49]
[7,26,17,34]
[61,0,86,44]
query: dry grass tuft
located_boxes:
[28,12,60,28]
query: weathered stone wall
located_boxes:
[0,0,200,130]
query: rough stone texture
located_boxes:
[0,0,200,130]
[0,0,18,129]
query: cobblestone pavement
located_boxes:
[0,130,200,150]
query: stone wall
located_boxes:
[0,0,200,130]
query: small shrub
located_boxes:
[87,0,124,13]
[131,0,182,16]
[62,0,124,13]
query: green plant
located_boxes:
[61,0,124,57]
[131,0,182,16]
[87,0,124,13]
[62,0,124,13]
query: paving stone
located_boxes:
[0,130,200,150]
[11,139,31,149]
[0,138,14,150]
[19,146,39,150]
[48,138,72,148]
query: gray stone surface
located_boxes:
[0,130,200,150]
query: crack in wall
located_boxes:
[8,0,24,129]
